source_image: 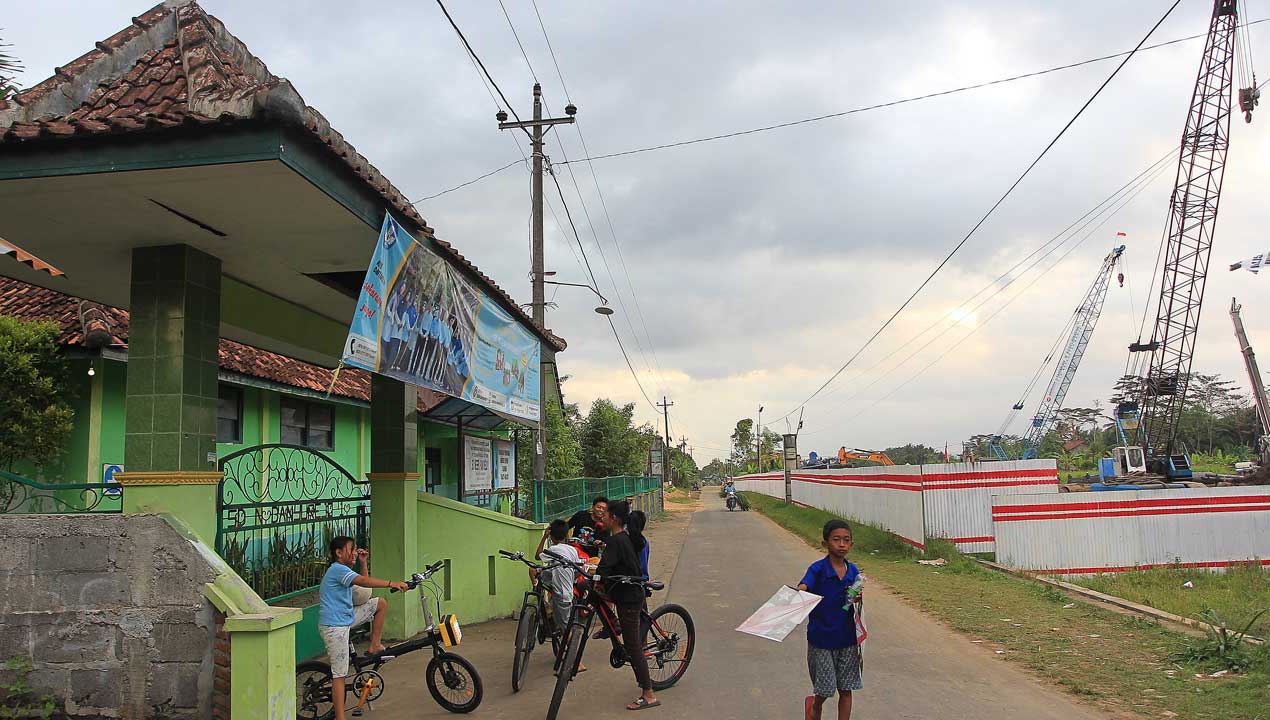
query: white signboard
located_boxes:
[493,440,515,489]
[463,435,493,492]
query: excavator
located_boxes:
[799,447,895,469]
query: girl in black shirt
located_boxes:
[597,500,660,710]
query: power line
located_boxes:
[496,0,538,83]
[412,158,524,204]
[434,0,528,135]
[560,15,1265,165]
[768,0,1181,427]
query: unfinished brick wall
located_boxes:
[0,514,219,719]
[212,610,230,720]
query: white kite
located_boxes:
[736,586,823,642]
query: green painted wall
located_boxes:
[416,492,544,623]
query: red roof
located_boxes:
[0,275,449,409]
[0,238,65,277]
[0,0,564,353]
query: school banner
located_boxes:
[342,214,542,421]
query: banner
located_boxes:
[342,214,542,421]
[464,435,492,492]
[493,440,515,490]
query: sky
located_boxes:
[9,1,1270,463]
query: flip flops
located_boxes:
[627,697,661,711]
[804,695,815,720]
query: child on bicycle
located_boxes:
[540,519,587,670]
[319,536,409,720]
[796,519,863,720]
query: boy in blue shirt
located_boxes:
[319,536,409,720]
[797,519,863,720]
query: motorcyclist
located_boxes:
[724,480,749,511]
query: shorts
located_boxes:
[319,600,380,677]
[808,643,863,697]
[549,594,574,628]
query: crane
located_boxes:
[1123,0,1255,479]
[1230,298,1270,466]
[991,245,1125,460]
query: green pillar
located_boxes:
[225,609,301,720]
[118,245,223,543]
[369,375,423,639]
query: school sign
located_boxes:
[343,214,542,421]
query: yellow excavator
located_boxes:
[837,447,895,467]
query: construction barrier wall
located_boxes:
[921,459,1059,552]
[991,486,1270,576]
[735,467,927,550]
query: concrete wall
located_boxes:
[416,492,545,623]
[1,514,219,719]
[992,486,1270,576]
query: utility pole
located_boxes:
[756,405,764,473]
[657,396,674,487]
[498,84,575,491]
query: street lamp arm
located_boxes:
[543,280,609,306]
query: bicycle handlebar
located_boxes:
[389,560,446,592]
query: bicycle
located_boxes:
[295,561,484,718]
[543,550,695,720]
[500,549,580,692]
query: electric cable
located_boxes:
[769,0,1182,427]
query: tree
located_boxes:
[0,318,75,472]
[0,33,20,100]
[700,458,727,483]
[579,399,645,477]
[882,443,941,465]
[729,419,754,470]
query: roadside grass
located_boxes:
[742,492,1270,720]
[1076,564,1270,639]
[666,492,698,505]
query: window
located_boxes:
[280,396,335,451]
[216,385,243,444]
[424,447,442,494]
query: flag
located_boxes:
[1116,231,1127,237]
[852,597,868,647]
[944,442,950,463]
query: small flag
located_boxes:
[944,442,950,463]
[1116,231,1127,237]
[852,598,868,646]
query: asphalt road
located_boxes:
[373,494,1110,719]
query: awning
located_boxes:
[421,396,538,431]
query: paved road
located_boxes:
[373,494,1109,719]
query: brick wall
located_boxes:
[0,514,219,719]
[212,610,230,720]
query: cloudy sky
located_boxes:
[10,1,1270,462]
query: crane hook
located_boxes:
[1117,271,1124,288]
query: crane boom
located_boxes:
[1230,298,1270,462]
[1020,245,1126,458]
[1133,0,1243,465]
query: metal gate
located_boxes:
[216,444,369,602]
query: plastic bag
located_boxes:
[736,586,823,642]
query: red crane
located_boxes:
[1124,0,1257,478]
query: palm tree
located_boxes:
[1,32,21,100]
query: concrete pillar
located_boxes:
[368,374,423,638]
[225,610,301,720]
[118,245,223,543]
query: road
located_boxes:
[373,493,1110,719]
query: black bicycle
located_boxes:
[544,550,695,720]
[501,549,582,691]
[295,561,483,718]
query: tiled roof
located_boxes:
[0,0,565,353]
[0,275,448,410]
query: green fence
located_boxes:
[532,475,661,522]
[0,468,123,514]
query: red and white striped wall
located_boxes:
[922,460,1059,552]
[735,467,926,550]
[991,486,1270,576]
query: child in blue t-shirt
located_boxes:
[797,519,863,720]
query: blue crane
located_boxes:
[991,244,1125,460]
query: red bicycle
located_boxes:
[541,549,695,720]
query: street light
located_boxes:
[543,279,613,316]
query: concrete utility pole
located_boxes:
[755,406,764,473]
[658,396,674,486]
[498,84,575,490]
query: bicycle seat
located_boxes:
[644,581,664,591]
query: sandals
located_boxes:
[627,697,661,711]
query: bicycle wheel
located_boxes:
[295,660,334,720]
[645,603,695,690]
[547,614,591,720]
[512,601,539,692]
[426,652,483,713]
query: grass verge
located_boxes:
[742,492,1270,720]
[1075,564,1270,640]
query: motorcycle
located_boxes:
[726,494,737,511]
